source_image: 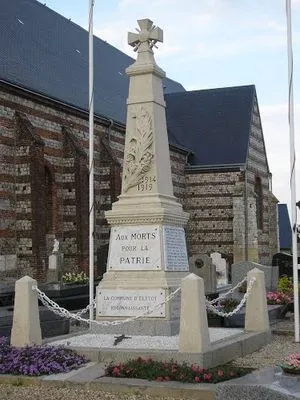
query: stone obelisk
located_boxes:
[96,19,189,335]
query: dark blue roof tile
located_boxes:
[0,0,185,125]
[1,0,256,167]
[165,85,255,166]
[278,204,292,249]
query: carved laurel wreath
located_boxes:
[123,107,154,193]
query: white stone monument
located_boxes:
[47,238,63,282]
[96,19,189,335]
[211,251,228,287]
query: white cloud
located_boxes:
[260,103,300,207]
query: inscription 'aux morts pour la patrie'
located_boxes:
[108,226,161,270]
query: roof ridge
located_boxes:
[165,84,255,97]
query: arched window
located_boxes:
[254,176,263,230]
[44,166,53,234]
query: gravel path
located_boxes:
[231,312,299,369]
[0,384,174,400]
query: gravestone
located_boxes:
[96,18,189,335]
[211,252,228,287]
[47,239,63,282]
[231,261,278,291]
[189,254,216,294]
[0,254,17,273]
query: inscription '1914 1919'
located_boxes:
[137,176,156,192]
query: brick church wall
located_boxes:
[0,86,188,280]
[246,97,279,264]
[184,168,243,262]
[0,85,278,279]
[0,87,125,280]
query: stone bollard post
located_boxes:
[11,276,42,347]
[245,268,270,332]
[179,273,210,353]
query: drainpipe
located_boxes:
[244,168,249,261]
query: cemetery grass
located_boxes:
[105,357,254,384]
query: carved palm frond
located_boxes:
[123,107,154,192]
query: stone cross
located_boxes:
[128,19,163,53]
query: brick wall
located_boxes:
[0,85,278,280]
[0,86,189,280]
[246,96,279,264]
[184,168,242,262]
[0,87,125,280]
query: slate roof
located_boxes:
[278,204,292,250]
[0,0,258,167]
[165,86,255,166]
[0,0,185,125]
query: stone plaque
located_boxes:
[163,226,189,271]
[97,288,166,317]
[108,225,161,270]
[0,255,17,272]
[48,254,58,270]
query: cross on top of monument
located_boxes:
[128,18,163,53]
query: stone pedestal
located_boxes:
[11,276,42,347]
[96,19,189,335]
[47,252,64,282]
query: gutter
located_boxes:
[186,163,244,172]
[244,167,249,261]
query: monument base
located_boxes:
[91,317,180,336]
[96,270,186,336]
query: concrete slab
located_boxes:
[41,362,103,382]
[216,366,300,400]
[92,376,216,400]
[48,329,271,369]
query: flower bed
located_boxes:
[280,353,300,375]
[62,272,89,284]
[266,291,291,305]
[105,357,253,384]
[0,337,87,376]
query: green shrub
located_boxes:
[62,271,89,284]
[277,276,298,297]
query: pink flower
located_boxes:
[191,364,200,372]
[204,373,212,381]
[217,370,224,377]
[112,367,120,376]
[194,376,201,383]
[155,376,164,382]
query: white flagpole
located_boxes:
[286,0,299,342]
[88,0,95,324]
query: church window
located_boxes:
[44,166,54,233]
[254,176,263,230]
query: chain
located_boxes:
[33,286,181,326]
[208,277,247,305]
[205,277,256,318]
[33,275,254,324]
[74,299,96,317]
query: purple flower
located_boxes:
[0,337,87,376]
